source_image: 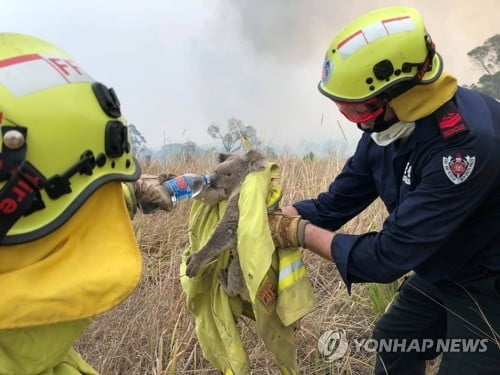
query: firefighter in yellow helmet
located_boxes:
[268,6,500,374]
[0,33,173,373]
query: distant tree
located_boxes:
[184,141,198,155]
[467,34,500,98]
[128,123,147,156]
[207,118,262,152]
[179,141,200,162]
[303,151,315,162]
[153,142,206,162]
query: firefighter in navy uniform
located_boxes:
[267,6,500,374]
[0,33,173,374]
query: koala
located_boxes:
[185,149,266,301]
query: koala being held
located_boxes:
[185,149,266,301]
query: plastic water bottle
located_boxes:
[162,173,213,204]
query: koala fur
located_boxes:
[185,149,266,301]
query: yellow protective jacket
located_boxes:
[181,162,316,374]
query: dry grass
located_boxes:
[74,154,436,374]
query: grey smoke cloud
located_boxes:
[191,0,499,152]
[1,0,498,151]
[210,0,498,80]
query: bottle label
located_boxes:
[167,176,193,201]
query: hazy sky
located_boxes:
[2,0,499,152]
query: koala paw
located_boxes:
[185,253,203,277]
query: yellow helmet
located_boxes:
[318,6,443,103]
[0,33,140,244]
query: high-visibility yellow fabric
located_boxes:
[237,164,315,330]
[181,198,250,374]
[181,162,316,374]
[236,163,280,303]
[0,318,98,374]
[275,248,316,327]
[277,249,306,293]
[122,182,137,218]
[390,72,458,122]
[0,182,142,329]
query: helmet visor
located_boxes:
[333,97,385,123]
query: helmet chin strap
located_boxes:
[356,105,399,133]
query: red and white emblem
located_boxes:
[442,153,475,184]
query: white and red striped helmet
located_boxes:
[0,33,140,244]
[319,6,443,103]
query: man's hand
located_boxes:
[268,209,310,248]
[134,173,176,212]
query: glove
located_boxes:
[268,210,310,248]
[134,173,176,213]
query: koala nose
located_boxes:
[208,172,218,187]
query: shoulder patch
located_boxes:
[433,101,469,140]
[442,153,475,184]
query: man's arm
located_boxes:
[328,140,498,291]
[273,134,499,292]
[280,205,334,261]
[303,224,335,261]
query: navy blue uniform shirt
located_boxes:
[294,87,500,291]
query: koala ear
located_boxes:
[246,149,266,171]
[218,153,231,163]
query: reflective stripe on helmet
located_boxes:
[337,16,416,60]
[318,7,443,102]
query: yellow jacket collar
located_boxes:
[390,72,458,122]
